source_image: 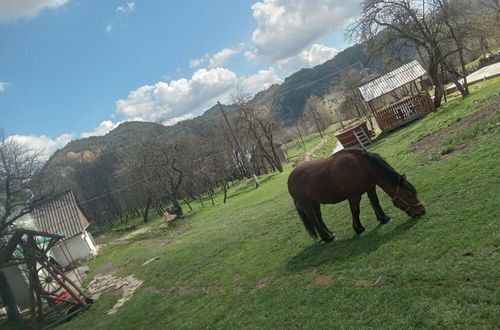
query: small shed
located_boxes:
[33,190,97,268]
[358,60,435,132]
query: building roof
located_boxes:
[358,60,427,102]
[33,190,88,240]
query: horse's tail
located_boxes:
[296,209,318,238]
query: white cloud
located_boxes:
[189,55,207,68]
[106,24,112,33]
[6,133,74,161]
[164,113,196,126]
[81,120,120,138]
[189,47,239,69]
[0,82,9,92]
[245,50,258,61]
[241,67,283,94]
[189,58,203,68]
[0,0,68,23]
[116,1,135,14]
[277,43,338,73]
[116,68,237,123]
[250,0,358,62]
[208,48,238,68]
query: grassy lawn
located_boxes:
[3,80,498,329]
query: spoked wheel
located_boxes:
[37,265,64,294]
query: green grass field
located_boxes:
[3,80,499,329]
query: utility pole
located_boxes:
[217,101,260,188]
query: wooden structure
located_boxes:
[0,229,92,329]
[358,61,435,132]
[335,121,373,148]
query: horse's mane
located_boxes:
[339,149,416,193]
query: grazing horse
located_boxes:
[287,149,425,243]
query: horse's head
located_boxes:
[392,174,426,218]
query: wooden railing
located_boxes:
[374,93,435,132]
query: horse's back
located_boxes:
[288,150,374,204]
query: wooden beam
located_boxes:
[0,231,23,265]
[367,101,377,114]
[15,228,64,240]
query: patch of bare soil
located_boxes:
[144,285,218,295]
[86,274,143,315]
[312,275,332,286]
[94,262,117,276]
[159,225,192,246]
[354,279,371,288]
[111,227,155,245]
[303,137,328,162]
[251,276,288,292]
[412,101,499,152]
[252,277,273,291]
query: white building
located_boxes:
[33,190,98,268]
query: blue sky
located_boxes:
[0,0,360,159]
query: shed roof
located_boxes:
[33,190,88,240]
[358,60,427,102]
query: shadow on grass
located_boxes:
[286,219,419,272]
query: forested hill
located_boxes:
[202,42,415,122]
[268,43,378,121]
[44,42,415,179]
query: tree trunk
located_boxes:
[428,61,443,108]
[312,112,324,138]
[143,195,152,223]
[223,181,228,204]
[172,199,183,217]
[0,270,22,321]
[295,123,306,151]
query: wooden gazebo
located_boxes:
[358,61,435,132]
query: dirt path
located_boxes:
[304,136,328,161]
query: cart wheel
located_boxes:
[37,265,64,294]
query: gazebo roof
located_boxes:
[358,60,427,102]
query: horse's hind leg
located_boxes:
[367,186,391,224]
[348,195,365,234]
[303,203,335,243]
[313,202,333,235]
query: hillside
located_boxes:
[35,78,499,329]
[43,42,414,180]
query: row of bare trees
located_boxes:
[53,97,287,229]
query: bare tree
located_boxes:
[233,91,283,173]
[0,131,53,321]
[338,70,375,130]
[304,96,326,138]
[347,0,471,107]
[0,132,52,235]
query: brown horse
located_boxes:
[288,149,425,243]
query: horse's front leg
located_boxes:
[348,195,365,234]
[367,186,391,224]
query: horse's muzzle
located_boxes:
[410,209,426,218]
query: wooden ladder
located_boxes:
[353,128,371,148]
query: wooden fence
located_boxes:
[373,93,435,132]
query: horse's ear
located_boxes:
[402,173,407,180]
[399,176,405,185]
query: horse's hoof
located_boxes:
[379,216,391,224]
[354,226,366,234]
[323,235,335,243]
